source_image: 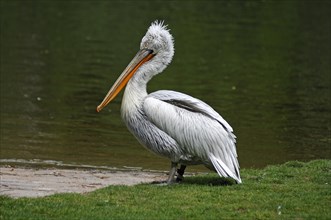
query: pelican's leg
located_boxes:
[166,162,178,184]
[176,165,187,182]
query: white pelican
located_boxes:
[97,21,241,184]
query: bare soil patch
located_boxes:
[0,166,167,198]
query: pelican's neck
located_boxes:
[121,54,171,119]
[121,68,152,120]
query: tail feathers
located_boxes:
[209,154,242,184]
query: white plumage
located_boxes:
[97,21,241,184]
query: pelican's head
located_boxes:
[140,21,174,72]
[97,21,174,112]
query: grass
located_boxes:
[1,160,330,219]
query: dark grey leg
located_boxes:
[176,165,187,182]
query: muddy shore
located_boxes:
[0,166,167,198]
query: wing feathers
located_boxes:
[210,154,242,184]
[150,90,234,132]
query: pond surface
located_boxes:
[1,1,330,171]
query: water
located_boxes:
[1,1,330,171]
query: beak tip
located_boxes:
[96,106,102,112]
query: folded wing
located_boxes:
[143,90,241,183]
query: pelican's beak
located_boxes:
[96,49,154,112]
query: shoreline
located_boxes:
[0,165,168,198]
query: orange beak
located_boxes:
[96,49,154,112]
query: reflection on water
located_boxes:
[1,1,330,171]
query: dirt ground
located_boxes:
[0,166,167,198]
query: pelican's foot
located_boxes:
[152,162,183,185]
[151,181,168,186]
[151,180,178,185]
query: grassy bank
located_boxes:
[1,160,330,219]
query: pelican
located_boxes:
[97,21,241,184]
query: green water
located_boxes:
[1,1,330,171]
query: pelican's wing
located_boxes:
[144,90,241,183]
[149,90,234,133]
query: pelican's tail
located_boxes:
[209,154,242,184]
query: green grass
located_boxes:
[1,160,330,219]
